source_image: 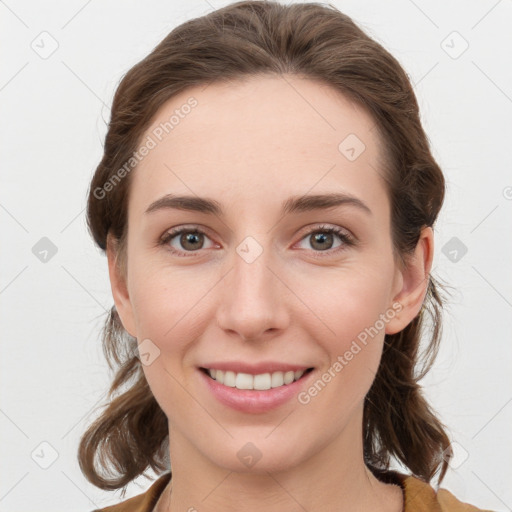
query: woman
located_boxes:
[79,1,494,511]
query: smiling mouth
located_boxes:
[199,367,314,391]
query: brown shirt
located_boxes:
[92,470,495,512]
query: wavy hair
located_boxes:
[79,0,452,492]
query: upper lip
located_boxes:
[199,361,313,375]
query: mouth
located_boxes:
[199,367,315,391]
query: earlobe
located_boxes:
[385,227,434,335]
[106,234,137,338]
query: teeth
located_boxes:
[206,368,307,390]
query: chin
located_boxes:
[200,435,308,475]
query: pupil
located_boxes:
[313,233,332,250]
[183,232,202,249]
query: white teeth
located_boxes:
[271,371,284,388]
[283,371,295,385]
[205,368,307,390]
[253,373,271,390]
[236,372,255,390]
[224,371,236,387]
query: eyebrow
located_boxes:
[144,192,372,217]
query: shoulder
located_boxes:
[436,488,495,512]
[90,469,496,512]
[395,471,496,512]
[91,472,172,512]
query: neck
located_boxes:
[157,408,403,512]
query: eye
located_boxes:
[295,224,355,256]
[159,224,355,257]
[159,226,216,256]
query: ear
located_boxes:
[385,226,434,335]
[106,233,137,338]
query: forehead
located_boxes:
[129,75,387,219]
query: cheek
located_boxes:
[295,265,393,398]
[295,262,394,343]
[130,265,204,415]
[128,258,210,342]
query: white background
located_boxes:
[1,0,511,510]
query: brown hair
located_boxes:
[79,0,453,492]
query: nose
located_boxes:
[215,247,289,342]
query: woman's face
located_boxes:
[109,75,425,474]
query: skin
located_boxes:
[107,75,433,512]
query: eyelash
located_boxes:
[159,224,356,258]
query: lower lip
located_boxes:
[198,368,315,414]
